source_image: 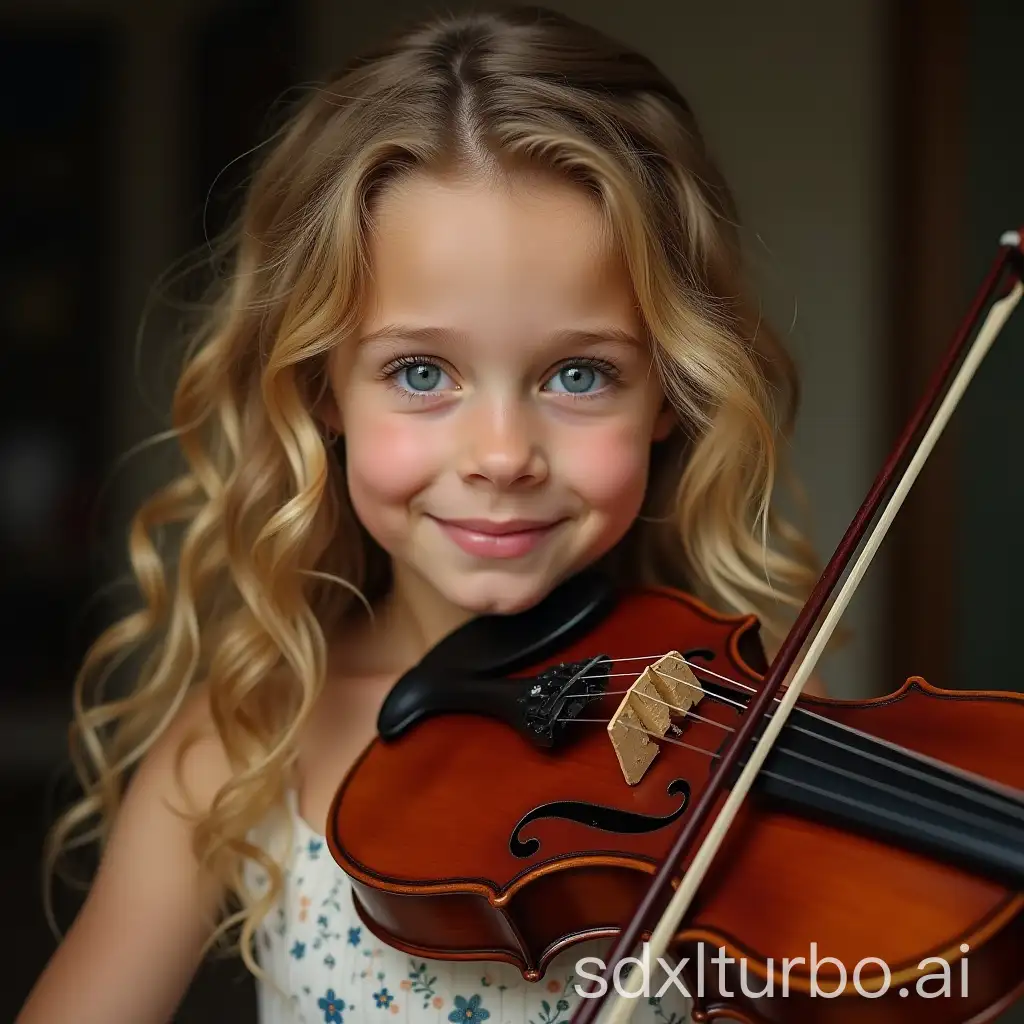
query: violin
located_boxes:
[326,229,1024,1024]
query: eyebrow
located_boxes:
[355,324,644,349]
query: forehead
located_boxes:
[358,169,642,342]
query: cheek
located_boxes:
[343,412,441,514]
[560,422,652,516]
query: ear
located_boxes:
[652,400,676,442]
[315,384,344,437]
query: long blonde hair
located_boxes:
[46,3,818,972]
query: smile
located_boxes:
[428,516,565,559]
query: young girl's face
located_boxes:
[325,168,672,634]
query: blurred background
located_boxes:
[1,0,1022,1019]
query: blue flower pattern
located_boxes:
[245,795,692,1022]
[448,994,489,1023]
[319,988,345,1022]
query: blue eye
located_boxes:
[544,360,616,395]
[555,365,596,392]
[381,355,620,400]
[399,363,444,391]
[385,358,453,394]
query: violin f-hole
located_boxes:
[508,778,690,858]
[683,647,716,663]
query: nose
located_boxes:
[458,398,548,488]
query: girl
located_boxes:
[18,5,823,1022]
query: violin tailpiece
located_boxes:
[607,651,703,785]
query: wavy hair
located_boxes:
[45,3,819,973]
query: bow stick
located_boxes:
[571,228,1024,1024]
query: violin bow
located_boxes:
[571,228,1024,1024]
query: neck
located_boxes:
[369,565,478,673]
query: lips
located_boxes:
[438,517,560,535]
[428,515,565,558]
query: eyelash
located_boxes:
[378,355,623,402]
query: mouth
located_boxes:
[427,515,567,559]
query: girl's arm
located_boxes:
[17,690,233,1024]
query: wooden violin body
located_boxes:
[327,573,1024,1023]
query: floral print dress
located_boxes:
[244,793,694,1024]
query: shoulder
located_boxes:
[85,682,236,905]
[136,683,235,821]
[72,680,242,926]
[16,687,240,1023]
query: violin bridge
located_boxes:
[607,651,703,785]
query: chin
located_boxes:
[436,568,565,617]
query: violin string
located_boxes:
[577,654,749,688]
[627,723,1024,848]
[653,667,1024,814]
[576,656,787,708]
[577,659,1024,811]
[565,665,1024,822]
[558,716,1024,839]
[592,687,742,732]
[564,720,723,761]
[586,667,749,708]
[573,655,827,729]
[582,651,1024,807]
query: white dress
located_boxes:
[244,793,694,1024]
